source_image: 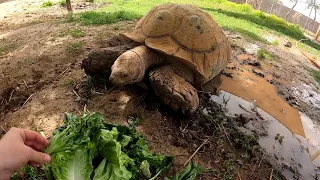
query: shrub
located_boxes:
[41,0,55,7]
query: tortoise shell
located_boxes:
[122,4,231,84]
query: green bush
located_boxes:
[58,0,66,6]
[41,0,55,7]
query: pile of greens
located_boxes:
[44,113,174,180]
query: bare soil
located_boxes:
[1,1,319,179]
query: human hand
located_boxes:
[0,128,51,180]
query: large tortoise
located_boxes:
[82,4,231,114]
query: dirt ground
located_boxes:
[1,0,320,179]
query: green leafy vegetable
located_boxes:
[165,161,203,180]
[140,160,151,178]
[44,113,102,180]
[44,112,173,180]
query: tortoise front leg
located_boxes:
[149,65,199,114]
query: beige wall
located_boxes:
[230,0,319,33]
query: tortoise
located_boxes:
[82,3,231,114]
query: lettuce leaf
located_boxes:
[165,161,202,180]
[44,113,102,180]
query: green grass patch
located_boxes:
[257,49,275,60]
[58,0,66,6]
[312,70,320,84]
[0,43,17,54]
[61,29,85,38]
[65,42,84,54]
[41,0,55,7]
[272,39,279,45]
[79,10,141,25]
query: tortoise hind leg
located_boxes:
[149,66,199,114]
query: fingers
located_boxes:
[25,141,46,151]
[28,161,39,168]
[18,129,49,147]
[26,147,51,165]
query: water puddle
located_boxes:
[203,53,320,179]
[207,90,320,179]
[203,56,305,137]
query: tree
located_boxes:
[304,0,315,30]
[315,24,320,40]
[269,0,281,14]
[311,4,319,30]
[292,11,302,23]
[66,0,72,13]
[285,0,298,20]
[249,0,263,9]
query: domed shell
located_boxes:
[122,4,231,84]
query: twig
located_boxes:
[257,154,265,169]
[84,104,91,114]
[1,126,7,133]
[183,139,208,167]
[72,90,81,99]
[236,169,242,180]
[269,169,273,180]
[22,93,34,107]
[59,67,69,76]
[91,89,104,95]
[106,86,116,93]
[43,84,54,99]
[23,80,29,89]
[250,154,265,175]
[220,123,233,147]
[8,89,14,103]
[238,104,251,113]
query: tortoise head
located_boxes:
[109,49,144,85]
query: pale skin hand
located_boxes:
[0,128,51,180]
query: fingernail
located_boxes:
[44,154,51,163]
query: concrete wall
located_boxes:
[230,0,319,33]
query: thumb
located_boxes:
[26,147,51,165]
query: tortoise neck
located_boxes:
[130,45,164,81]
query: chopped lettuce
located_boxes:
[140,160,151,178]
[44,113,173,180]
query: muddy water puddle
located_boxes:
[203,54,320,179]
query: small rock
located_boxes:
[252,69,265,78]
[222,71,233,78]
[236,159,244,165]
[239,113,253,124]
[284,42,292,48]
[286,95,296,101]
[248,61,261,67]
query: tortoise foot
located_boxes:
[149,66,199,114]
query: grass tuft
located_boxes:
[79,10,141,25]
[272,39,279,45]
[0,43,17,55]
[257,49,275,60]
[41,0,55,7]
[61,29,85,38]
[312,70,320,84]
[65,42,84,54]
[58,0,66,6]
